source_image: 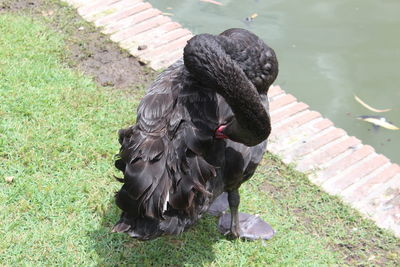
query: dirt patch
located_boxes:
[259,181,278,194]
[1,0,156,90]
[0,0,42,10]
[69,31,151,88]
[61,16,155,89]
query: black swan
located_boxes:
[112,28,278,240]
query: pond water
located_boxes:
[149,0,400,164]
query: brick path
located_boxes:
[63,0,400,237]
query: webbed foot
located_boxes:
[217,212,275,240]
[207,192,229,216]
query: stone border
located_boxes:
[62,0,400,237]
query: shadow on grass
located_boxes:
[89,197,222,266]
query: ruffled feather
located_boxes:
[113,28,278,240]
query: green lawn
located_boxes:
[0,5,399,266]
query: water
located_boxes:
[149,0,400,163]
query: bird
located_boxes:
[112,28,278,241]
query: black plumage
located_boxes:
[112,28,278,240]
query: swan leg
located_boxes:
[228,189,241,238]
[217,190,276,240]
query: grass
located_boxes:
[0,3,399,266]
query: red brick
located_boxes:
[137,28,192,56]
[360,173,400,208]
[95,2,151,26]
[321,145,375,180]
[162,28,192,43]
[150,48,184,69]
[296,128,346,157]
[104,8,162,34]
[309,136,361,165]
[79,0,122,17]
[314,118,334,131]
[283,119,336,155]
[88,0,145,22]
[327,154,389,193]
[363,174,400,205]
[348,163,400,201]
[269,94,297,111]
[142,35,192,60]
[111,15,171,42]
[374,201,400,232]
[268,85,284,98]
[272,111,321,136]
[271,102,308,124]
[121,21,182,50]
[276,117,330,155]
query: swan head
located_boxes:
[219,28,278,93]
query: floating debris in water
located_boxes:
[200,0,223,6]
[354,94,391,113]
[357,115,400,130]
[245,13,258,22]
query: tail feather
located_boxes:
[116,121,217,221]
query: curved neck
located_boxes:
[183,34,271,146]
